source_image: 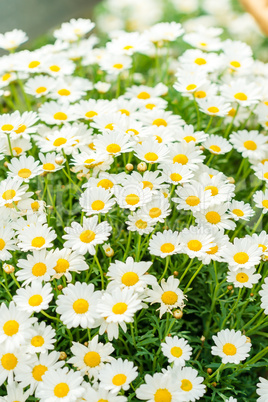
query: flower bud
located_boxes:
[137,162,147,172]
[125,163,134,171]
[227,285,233,291]
[3,263,15,274]
[57,285,63,291]
[103,243,114,257]
[173,271,179,277]
[173,309,183,319]
[59,351,67,360]
[55,156,64,165]
[227,177,235,184]
[207,368,213,374]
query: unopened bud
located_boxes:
[200,145,205,151]
[57,285,63,291]
[3,263,15,274]
[250,292,254,297]
[227,177,235,184]
[246,336,251,343]
[137,162,147,172]
[77,173,84,181]
[55,156,64,165]
[173,271,179,277]
[104,246,114,258]
[59,351,67,360]
[173,309,183,319]
[212,382,217,387]
[4,161,9,168]
[84,342,88,347]
[207,368,212,374]
[35,190,42,195]
[40,171,47,177]
[227,285,233,291]
[4,90,11,97]
[125,163,134,171]
[200,335,206,342]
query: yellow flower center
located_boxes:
[97,179,114,190]
[18,168,32,179]
[28,295,43,307]
[171,346,183,357]
[142,181,153,190]
[106,143,121,153]
[222,343,237,355]
[149,207,161,219]
[54,258,70,273]
[83,351,101,367]
[144,152,158,162]
[58,89,71,96]
[53,112,67,120]
[121,272,139,286]
[119,109,130,116]
[112,374,127,386]
[195,91,206,99]
[243,140,257,150]
[2,189,16,200]
[135,219,148,230]
[80,230,96,243]
[161,290,178,305]
[32,262,47,276]
[3,320,19,336]
[259,243,267,252]
[154,389,172,402]
[207,106,219,113]
[1,353,18,370]
[184,136,196,142]
[152,118,167,127]
[1,124,14,131]
[31,335,45,347]
[85,110,98,118]
[185,196,200,206]
[264,172,268,180]
[146,103,156,110]
[12,146,23,155]
[187,240,202,251]
[43,163,55,171]
[0,239,6,250]
[91,200,105,211]
[207,244,218,255]
[205,185,218,196]
[113,63,123,69]
[49,65,60,72]
[186,84,197,91]
[160,243,175,253]
[137,91,150,99]
[125,194,140,205]
[112,302,128,314]
[234,92,247,101]
[31,237,46,248]
[230,61,241,68]
[205,211,221,224]
[210,145,221,153]
[173,154,188,165]
[53,138,67,147]
[228,108,236,117]
[232,208,244,217]
[233,252,249,264]
[32,364,48,381]
[236,272,249,283]
[2,73,11,81]
[36,86,47,94]
[123,45,133,50]
[73,299,89,314]
[54,383,70,398]
[14,124,27,134]
[170,173,182,182]
[105,123,114,130]
[181,379,193,392]
[28,61,40,69]
[195,57,206,65]
[262,200,268,208]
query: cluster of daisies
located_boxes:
[0,6,267,402]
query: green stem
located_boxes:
[6,133,13,156]
[221,288,242,329]
[159,256,170,282]
[184,262,203,292]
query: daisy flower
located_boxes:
[134,140,170,164]
[256,377,268,401]
[38,101,75,125]
[53,18,95,41]
[149,230,180,258]
[198,96,231,117]
[183,26,222,51]
[52,248,88,281]
[68,336,114,379]
[16,249,55,285]
[13,282,53,313]
[161,336,192,367]
[203,135,232,155]
[0,302,36,351]
[94,130,134,156]
[56,282,101,329]
[259,278,268,314]
[35,367,84,402]
[179,49,221,73]
[221,79,261,107]
[145,21,184,43]
[17,222,57,252]
[50,77,89,104]
[106,257,155,292]
[97,287,142,324]
[26,321,56,354]
[15,351,64,393]
[10,111,39,140]
[174,71,208,96]
[126,170,166,193]
[227,267,261,288]
[161,163,194,185]
[141,194,171,223]
[250,231,268,259]
[114,183,152,211]
[228,200,255,221]
[253,189,268,213]
[44,55,76,77]
[168,142,205,171]
[229,130,268,160]
[138,110,184,133]
[199,172,235,205]
[172,366,206,401]
[179,226,215,259]
[99,54,132,75]
[63,216,112,255]
[0,29,28,51]
[39,152,65,173]
[0,177,28,207]
[126,211,155,235]
[221,39,253,72]
[71,151,113,175]
[24,75,56,98]
[222,237,262,271]
[194,204,236,230]
[98,358,138,394]
[136,372,181,402]
[0,225,17,261]
[0,111,21,134]
[146,276,185,318]
[0,345,33,386]
[7,155,42,182]
[177,124,208,145]
[253,161,268,184]
[172,181,212,213]
[1,382,30,402]
[124,83,168,100]
[79,186,116,215]
[212,329,251,364]
[201,227,230,265]
[73,99,111,121]
[82,385,127,402]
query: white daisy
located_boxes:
[136,372,181,402]
[149,230,180,258]
[79,186,116,215]
[222,237,262,271]
[212,329,251,364]
[259,278,268,314]
[98,358,138,394]
[16,249,55,285]
[26,321,56,354]
[17,222,57,251]
[161,336,192,367]
[227,267,261,288]
[13,282,53,313]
